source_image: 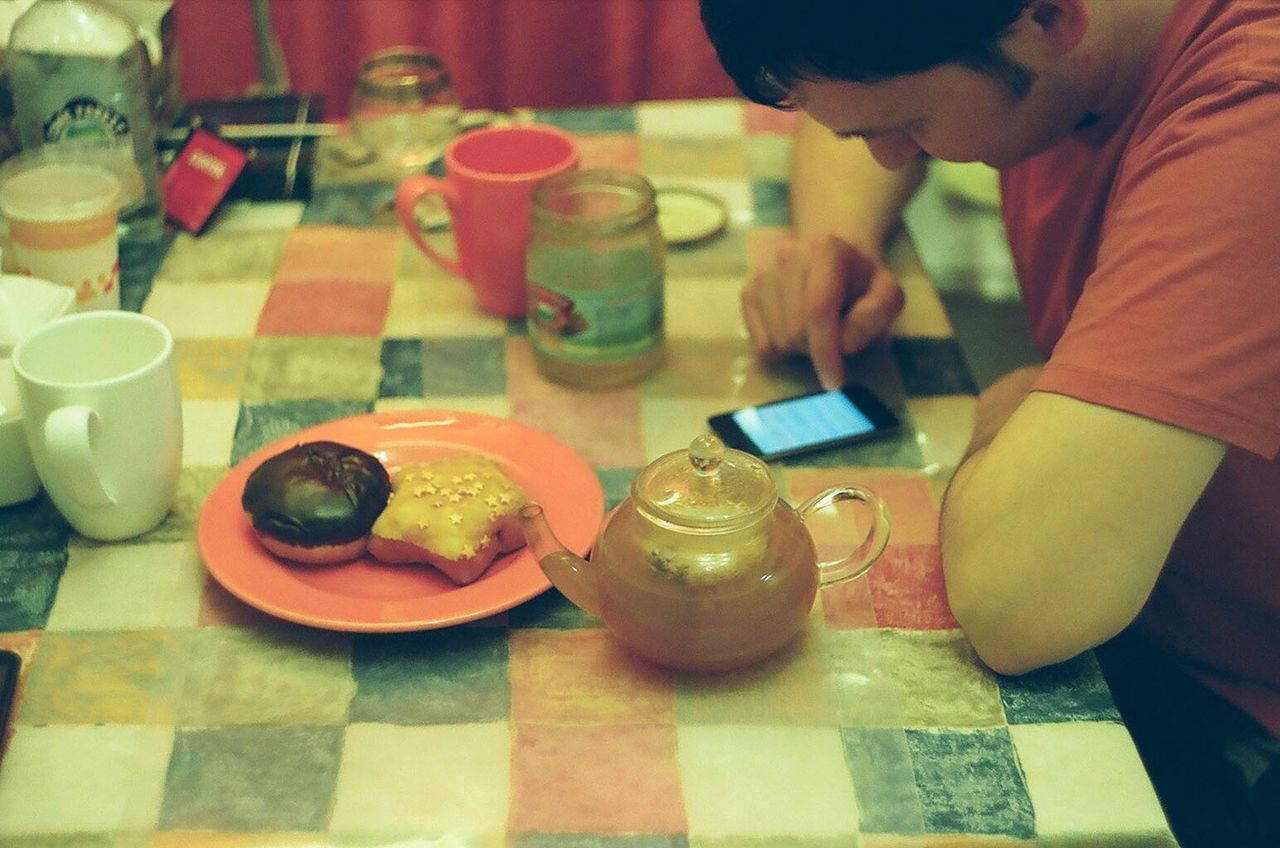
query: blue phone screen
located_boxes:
[731,390,876,455]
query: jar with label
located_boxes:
[6,0,162,237]
[527,169,666,389]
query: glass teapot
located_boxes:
[517,433,891,671]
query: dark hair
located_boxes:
[699,0,1032,107]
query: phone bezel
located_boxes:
[0,649,18,752]
[708,384,901,461]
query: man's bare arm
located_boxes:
[941,389,1226,675]
[790,113,926,254]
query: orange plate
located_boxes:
[197,410,605,632]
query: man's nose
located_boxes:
[864,132,923,170]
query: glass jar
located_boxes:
[349,47,462,171]
[527,168,666,389]
[7,0,163,237]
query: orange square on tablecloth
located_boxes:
[868,543,959,630]
[273,225,400,284]
[785,468,941,546]
[256,281,391,337]
[509,629,675,725]
[823,543,959,631]
[510,723,687,834]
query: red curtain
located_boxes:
[173,0,737,115]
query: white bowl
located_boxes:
[0,274,75,358]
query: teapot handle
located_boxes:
[797,486,891,585]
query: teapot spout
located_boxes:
[517,503,601,617]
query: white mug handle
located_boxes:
[42,405,115,507]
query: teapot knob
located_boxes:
[689,432,725,476]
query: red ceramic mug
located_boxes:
[395,124,580,318]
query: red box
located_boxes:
[160,128,247,233]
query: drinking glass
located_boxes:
[350,47,462,171]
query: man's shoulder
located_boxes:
[1153,0,1280,107]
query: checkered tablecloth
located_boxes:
[0,99,1176,846]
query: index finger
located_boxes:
[804,246,858,390]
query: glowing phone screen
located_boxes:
[731,390,875,455]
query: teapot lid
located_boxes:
[633,433,776,529]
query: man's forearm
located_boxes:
[790,114,926,254]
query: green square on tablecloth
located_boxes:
[178,625,355,725]
[998,651,1123,724]
[230,400,376,464]
[904,726,1036,838]
[750,178,791,227]
[0,496,71,553]
[418,337,507,396]
[161,725,344,830]
[350,628,510,724]
[534,105,637,134]
[0,549,66,631]
[378,338,424,397]
[840,726,927,834]
[119,230,173,311]
[302,181,397,227]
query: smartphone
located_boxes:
[708,384,901,461]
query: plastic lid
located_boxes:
[0,162,121,222]
[0,143,137,221]
[10,0,140,56]
[634,433,777,530]
[656,186,728,246]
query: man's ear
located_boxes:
[1027,0,1089,55]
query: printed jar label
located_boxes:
[44,95,130,142]
[528,275,664,364]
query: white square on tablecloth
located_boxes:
[1010,721,1171,836]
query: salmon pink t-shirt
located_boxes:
[1000,0,1280,734]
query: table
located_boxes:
[0,99,1177,846]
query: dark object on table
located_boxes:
[160,94,326,201]
[0,649,19,762]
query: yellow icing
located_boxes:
[372,455,527,561]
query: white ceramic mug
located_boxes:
[12,311,181,540]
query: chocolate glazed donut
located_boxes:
[241,440,392,564]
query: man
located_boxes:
[698,1,1280,845]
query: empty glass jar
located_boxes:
[526,168,666,389]
[349,47,462,171]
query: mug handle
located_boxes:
[42,405,115,507]
[395,174,464,277]
[797,486,891,585]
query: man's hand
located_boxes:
[741,233,905,389]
